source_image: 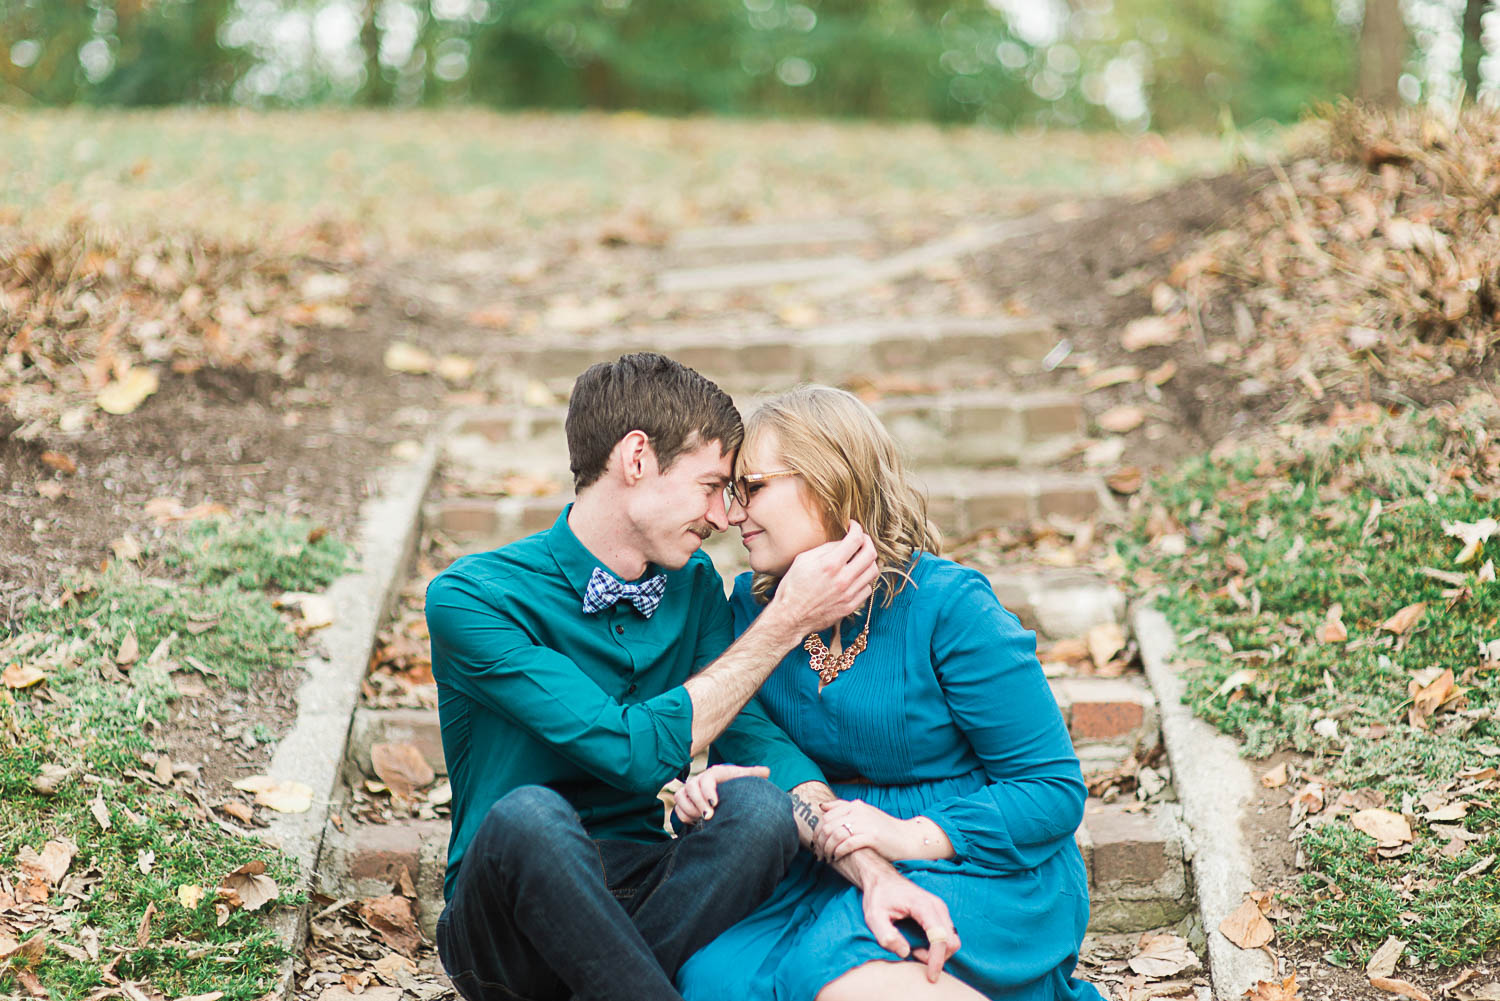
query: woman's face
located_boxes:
[728,431,833,576]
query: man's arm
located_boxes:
[683,523,877,755]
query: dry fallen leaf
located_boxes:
[18,839,75,886]
[3,663,46,689]
[136,901,156,947]
[435,354,477,384]
[1261,762,1289,788]
[1366,936,1406,979]
[358,894,423,956]
[1098,405,1147,434]
[1380,602,1427,636]
[371,742,437,801]
[1084,365,1141,391]
[383,342,435,374]
[1316,603,1348,644]
[1444,518,1497,565]
[97,366,160,415]
[1106,466,1144,495]
[220,861,278,912]
[116,630,140,666]
[1352,808,1413,847]
[1219,896,1275,949]
[1408,668,1461,729]
[90,793,111,830]
[1127,932,1200,977]
[178,884,204,910]
[1213,668,1259,700]
[40,451,76,474]
[232,775,314,813]
[275,592,336,632]
[1121,314,1185,351]
[1369,978,1431,1001]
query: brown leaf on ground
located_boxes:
[18,840,75,885]
[136,902,156,947]
[1219,896,1274,949]
[1127,932,1200,977]
[232,775,314,813]
[1260,763,1288,788]
[97,366,160,415]
[1352,808,1413,847]
[357,894,423,956]
[1120,314,1185,351]
[220,861,278,912]
[116,630,139,666]
[1106,466,1144,495]
[1098,405,1147,434]
[371,742,436,800]
[3,663,46,689]
[317,987,402,1001]
[40,451,76,474]
[1242,973,1302,1001]
[1366,936,1406,979]
[1379,602,1427,636]
[1408,668,1462,729]
[1316,604,1348,644]
[1370,978,1432,1001]
[15,968,48,998]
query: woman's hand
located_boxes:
[815,799,934,861]
[672,764,771,826]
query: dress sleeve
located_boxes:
[918,571,1087,872]
[426,571,694,796]
[700,568,827,791]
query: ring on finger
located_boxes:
[842,822,854,835]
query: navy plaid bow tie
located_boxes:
[582,566,667,618]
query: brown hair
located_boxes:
[566,353,742,490]
[742,385,941,605]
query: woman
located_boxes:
[675,386,1103,1001]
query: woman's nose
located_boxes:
[726,494,747,525]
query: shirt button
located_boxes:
[615,624,625,635]
[627,684,638,694]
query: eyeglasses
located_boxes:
[723,469,799,508]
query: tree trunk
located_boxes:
[1462,0,1488,101]
[359,0,385,105]
[1358,0,1408,107]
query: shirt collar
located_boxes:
[547,504,664,601]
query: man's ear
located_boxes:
[616,430,654,486]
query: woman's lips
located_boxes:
[741,530,763,546]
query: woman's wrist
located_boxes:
[906,816,953,860]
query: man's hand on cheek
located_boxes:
[772,520,879,635]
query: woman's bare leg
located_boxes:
[815,960,988,1001]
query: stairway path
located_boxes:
[308,218,1196,994]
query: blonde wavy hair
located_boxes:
[742,385,942,605]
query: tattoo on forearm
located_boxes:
[790,794,819,831]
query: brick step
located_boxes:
[318,796,1189,945]
[317,818,449,940]
[426,468,1110,552]
[481,316,1060,395]
[1078,798,1194,934]
[1050,675,1161,779]
[446,388,1084,480]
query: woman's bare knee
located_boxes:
[815,960,987,1001]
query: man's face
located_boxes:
[628,438,733,570]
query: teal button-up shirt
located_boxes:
[427,507,826,899]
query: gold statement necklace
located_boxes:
[805,590,876,687]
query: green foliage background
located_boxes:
[0,0,1369,128]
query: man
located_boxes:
[427,353,959,1001]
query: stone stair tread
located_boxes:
[669,219,875,252]
[657,255,866,293]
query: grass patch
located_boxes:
[1122,401,1500,967]
[0,109,1260,247]
[0,513,348,999]
[163,514,351,594]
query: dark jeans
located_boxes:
[436,778,798,1001]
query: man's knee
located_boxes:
[473,785,577,857]
[710,777,797,855]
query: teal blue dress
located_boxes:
[677,554,1104,1001]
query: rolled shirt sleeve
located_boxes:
[919,570,1088,871]
[427,572,694,797]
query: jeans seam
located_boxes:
[631,836,680,914]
